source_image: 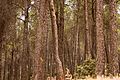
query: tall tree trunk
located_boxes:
[7,8,17,80]
[84,0,90,60]
[0,20,5,80]
[49,0,64,80]
[108,0,119,76]
[91,0,96,59]
[0,1,6,79]
[34,0,48,80]
[74,0,80,80]
[96,0,105,76]
[0,0,16,79]
[59,0,64,72]
[21,1,30,80]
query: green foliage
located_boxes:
[77,59,96,79]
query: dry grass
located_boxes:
[47,76,120,80]
[74,77,120,80]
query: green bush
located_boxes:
[77,59,96,79]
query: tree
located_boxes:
[74,0,81,78]
[0,0,7,79]
[0,0,120,79]
[0,14,5,80]
[84,0,91,60]
[59,0,64,72]
[21,0,30,80]
[108,0,119,76]
[34,0,48,80]
[0,0,17,79]
[96,0,105,76]
[91,0,97,59]
[49,0,64,80]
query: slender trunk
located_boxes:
[0,20,5,80]
[74,0,81,79]
[21,1,30,80]
[59,0,64,72]
[84,0,90,60]
[91,0,96,59]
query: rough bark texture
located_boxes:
[84,0,90,60]
[59,0,64,72]
[74,0,81,78]
[21,1,30,80]
[0,0,16,79]
[34,0,48,80]
[91,0,96,59]
[108,0,119,75]
[0,19,5,80]
[49,0,64,80]
[0,1,6,79]
[96,0,105,76]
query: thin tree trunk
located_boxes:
[0,20,5,80]
[59,0,64,73]
[91,0,96,59]
[21,1,30,80]
[84,0,90,60]
[73,0,81,79]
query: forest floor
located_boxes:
[48,76,120,80]
[74,77,120,80]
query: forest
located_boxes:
[0,0,120,80]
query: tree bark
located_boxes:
[84,0,90,60]
[49,0,64,80]
[0,20,5,80]
[21,1,30,80]
[59,0,64,72]
[0,1,6,79]
[96,0,105,76]
[34,0,48,80]
[108,0,119,76]
[91,0,96,59]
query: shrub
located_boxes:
[77,59,96,79]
